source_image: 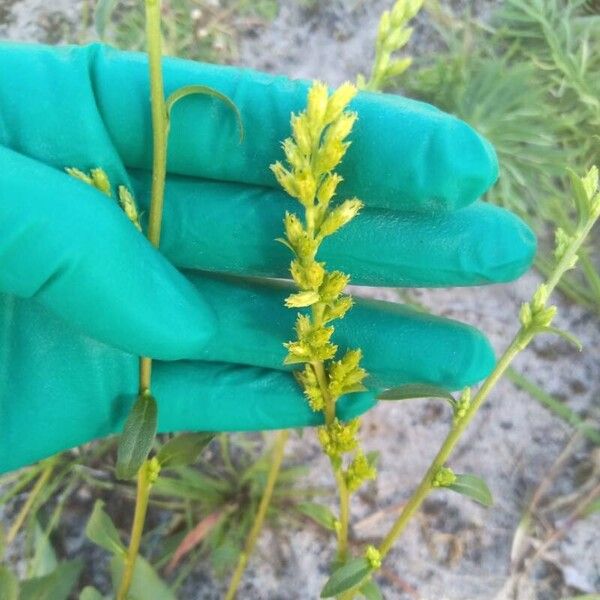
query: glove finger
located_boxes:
[185,272,496,390]
[0,294,374,471]
[93,45,497,212]
[131,170,536,287]
[0,43,496,213]
[153,361,376,434]
[0,145,215,359]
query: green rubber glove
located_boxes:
[0,43,536,473]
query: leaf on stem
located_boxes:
[165,85,244,141]
[79,587,105,600]
[157,433,215,468]
[377,384,455,407]
[447,473,494,507]
[320,558,372,598]
[0,566,19,600]
[116,392,158,480]
[85,500,126,556]
[359,579,384,600]
[110,554,176,600]
[297,502,337,531]
[19,560,83,600]
[542,326,583,351]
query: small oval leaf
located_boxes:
[297,502,337,531]
[448,473,493,507]
[320,558,371,598]
[116,392,158,480]
[157,433,214,468]
[378,384,455,405]
[85,500,125,556]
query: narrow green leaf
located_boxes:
[543,326,583,351]
[320,558,371,598]
[30,520,58,577]
[110,554,176,600]
[447,473,494,507]
[80,587,105,600]
[157,433,214,468]
[85,500,126,556]
[297,502,337,531]
[0,566,19,600]
[378,384,455,405]
[20,560,82,600]
[93,0,117,38]
[360,579,384,600]
[166,85,244,141]
[116,392,158,480]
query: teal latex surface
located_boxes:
[0,43,536,473]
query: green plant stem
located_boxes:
[377,207,600,562]
[6,458,55,545]
[117,2,168,597]
[224,429,290,600]
[116,461,153,600]
[139,0,168,394]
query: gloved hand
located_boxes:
[0,43,535,473]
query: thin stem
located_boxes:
[224,430,290,600]
[377,204,600,561]
[138,0,168,394]
[116,461,153,600]
[6,459,55,545]
[117,1,168,596]
[335,470,350,560]
[378,337,523,557]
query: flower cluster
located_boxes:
[432,466,457,488]
[358,0,424,91]
[271,81,374,493]
[66,167,142,232]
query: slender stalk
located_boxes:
[117,1,169,597]
[377,203,600,561]
[116,462,153,600]
[6,459,55,545]
[138,0,168,395]
[224,430,290,600]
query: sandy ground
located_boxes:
[1,0,599,598]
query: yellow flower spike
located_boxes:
[307,81,329,131]
[91,168,112,196]
[291,113,312,155]
[324,81,357,124]
[270,161,299,200]
[282,138,306,172]
[318,198,364,239]
[317,173,343,207]
[118,186,142,232]
[325,112,358,146]
[285,290,321,308]
[365,545,382,570]
[315,140,351,176]
[65,167,93,186]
